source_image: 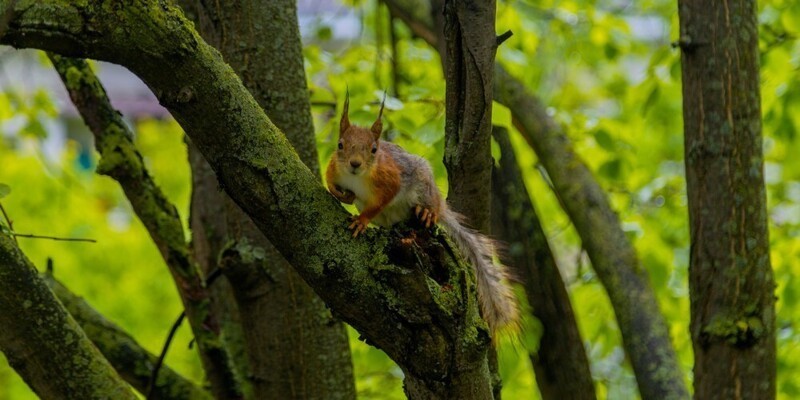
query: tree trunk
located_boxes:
[491,127,596,400]
[440,2,500,396]
[678,0,776,398]
[441,0,496,233]
[0,234,136,400]
[385,1,687,398]
[177,1,356,398]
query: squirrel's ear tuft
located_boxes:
[370,91,386,139]
[340,88,350,134]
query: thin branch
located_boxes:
[389,13,401,97]
[147,311,186,400]
[147,266,219,398]
[13,233,96,243]
[0,201,16,244]
[495,30,513,46]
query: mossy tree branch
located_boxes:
[44,274,212,400]
[177,0,356,397]
[383,0,688,398]
[2,2,493,397]
[47,54,243,400]
[0,233,136,400]
[491,127,595,400]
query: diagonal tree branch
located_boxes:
[382,0,688,398]
[0,232,136,400]
[176,0,356,397]
[43,274,211,400]
[47,54,242,400]
[1,2,494,397]
[491,126,596,400]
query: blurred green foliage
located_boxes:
[1,0,799,399]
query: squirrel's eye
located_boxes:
[338,142,343,150]
[371,145,377,154]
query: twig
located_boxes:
[496,30,513,46]
[13,233,96,243]
[374,0,385,88]
[147,311,186,400]
[146,267,220,399]
[389,13,401,97]
[0,202,16,244]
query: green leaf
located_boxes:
[599,158,622,180]
[23,118,48,139]
[642,85,661,115]
[316,25,332,41]
[594,129,616,151]
[0,183,10,199]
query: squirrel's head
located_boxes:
[336,90,385,176]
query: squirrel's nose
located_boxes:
[350,160,362,169]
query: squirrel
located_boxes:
[326,92,519,335]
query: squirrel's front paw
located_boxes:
[348,215,370,238]
[414,205,438,228]
[332,187,356,205]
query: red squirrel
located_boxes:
[326,93,519,334]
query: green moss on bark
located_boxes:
[0,234,137,399]
[8,3,494,397]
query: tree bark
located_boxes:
[0,233,136,400]
[439,2,500,396]
[678,1,776,398]
[491,127,596,400]
[48,54,243,400]
[45,275,211,400]
[1,2,493,397]
[177,1,356,398]
[441,0,496,233]
[383,1,688,398]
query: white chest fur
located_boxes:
[335,172,371,206]
[335,171,414,227]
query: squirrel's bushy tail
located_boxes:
[440,209,519,335]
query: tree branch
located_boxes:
[2,2,492,397]
[176,0,356,397]
[491,126,596,400]
[384,0,688,398]
[496,66,687,400]
[43,275,211,400]
[46,53,242,400]
[0,233,136,400]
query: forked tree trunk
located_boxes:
[678,0,776,398]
